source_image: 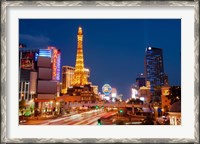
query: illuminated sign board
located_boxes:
[21,59,33,69]
[102,84,112,96]
[39,49,51,58]
[21,52,35,70]
[56,51,61,81]
[131,88,138,99]
[163,89,169,95]
[48,46,61,81]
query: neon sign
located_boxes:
[48,46,60,81]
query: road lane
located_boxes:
[23,110,117,125]
[48,111,116,125]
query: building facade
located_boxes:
[138,86,152,104]
[19,50,38,101]
[19,47,61,110]
[136,73,146,87]
[61,66,90,94]
[161,86,171,113]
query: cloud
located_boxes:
[19,34,51,49]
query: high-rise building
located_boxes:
[61,66,90,94]
[144,47,165,93]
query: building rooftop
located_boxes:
[169,101,181,112]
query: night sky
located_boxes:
[19,19,181,100]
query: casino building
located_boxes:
[19,46,61,111]
[61,66,90,94]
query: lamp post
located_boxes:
[153,102,159,120]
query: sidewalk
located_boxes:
[20,114,62,125]
[20,112,77,125]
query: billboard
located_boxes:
[131,88,138,99]
[21,59,34,70]
[102,84,112,96]
[20,51,35,70]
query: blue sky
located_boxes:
[19,19,181,100]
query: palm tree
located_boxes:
[166,86,181,105]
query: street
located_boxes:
[21,110,117,125]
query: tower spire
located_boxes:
[71,27,88,86]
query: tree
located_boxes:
[166,86,181,105]
[19,100,26,116]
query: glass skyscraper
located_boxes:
[144,47,165,93]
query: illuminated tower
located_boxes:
[71,27,88,86]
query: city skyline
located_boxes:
[19,19,181,100]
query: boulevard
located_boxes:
[21,109,117,125]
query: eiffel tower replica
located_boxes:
[67,27,97,102]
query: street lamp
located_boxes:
[153,102,159,120]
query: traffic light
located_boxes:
[119,109,123,113]
[97,119,102,125]
[95,105,99,109]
